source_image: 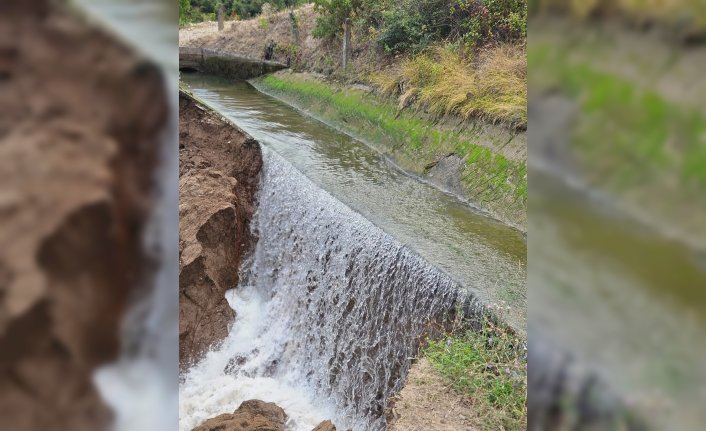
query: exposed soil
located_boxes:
[0,0,168,429]
[386,359,478,431]
[180,5,325,69]
[179,90,262,370]
[180,5,410,81]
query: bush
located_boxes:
[313,0,526,48]
[376,0,449,53]
[180,0,306,23]
[312,0,355,39]
[467,0,527,43]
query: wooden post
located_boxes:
[342,18,351,69]
[217,4,224,31]
[290,11,300,46]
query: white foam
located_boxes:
[180,288,334,431]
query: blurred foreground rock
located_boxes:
[0,0,168,429]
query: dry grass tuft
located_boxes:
[375,45,527,129]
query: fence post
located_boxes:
[342,18,351,68]
[217,4,224,31]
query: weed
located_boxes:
[425,307,527,430]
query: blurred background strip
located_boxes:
[0,0,178,430]
[528,0,706,430]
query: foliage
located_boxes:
[180,0,215,25]
[425,309,527,430]
[179,0,305,25]
[312,0,526,52]
[312,0,355,39]
[379,0,526,53]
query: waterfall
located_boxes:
[181,149,468,430]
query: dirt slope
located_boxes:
[180,5,321,65]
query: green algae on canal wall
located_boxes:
[251,72,528,231]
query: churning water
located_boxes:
[180,149,475,430]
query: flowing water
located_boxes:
[180,150,472,430]
[178,73,526,429]
[181,73,527,327]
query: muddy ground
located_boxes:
[178,90,262,370]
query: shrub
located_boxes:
[312,0,355,39]
[312,0,526,48]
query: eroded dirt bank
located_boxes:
[0,0,168,428]
[179,90,262,369]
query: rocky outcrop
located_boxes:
[192,400,288,431]
[0,0,168,429]
[191,400,348,431]
[179,90,262,369]
[311,420,337,431]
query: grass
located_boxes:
[374,45,527,129]
[424,309,527,430]
[528,43,706,192]
[256,73,527,227]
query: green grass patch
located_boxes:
[257,74,527,227]
[528,43,706,193]
[425,312,527,430]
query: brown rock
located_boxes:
[179,91,262,369]
[0,0,168,429]
[193,400,288,431]
[312,420,336,431]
